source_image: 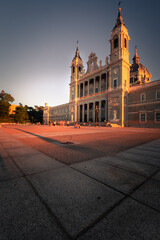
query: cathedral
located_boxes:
[43,6,160,128]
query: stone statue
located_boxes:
[105,56,109,66]
[99,60,102,68]
[113,110,117,121]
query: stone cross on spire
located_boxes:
[118,1,122,7]
[135,45,138,54]
[133,45,139,64]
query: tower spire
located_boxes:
[73,41,81,60]
[133,46,140,64]
[114,2,124,29]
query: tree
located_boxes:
[0,91,14,120]
[27,105,44,124]
[14,103,29,123]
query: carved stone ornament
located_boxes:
[114,68,117,75]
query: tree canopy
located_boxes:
[27,105,44,124]
[0,91,14,119]
[14,103,29,123]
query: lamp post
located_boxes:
[95,105,100,126]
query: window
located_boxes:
[141,93,145,102]
[114,79,117,89]
[79,66,82,73]
[155,112,160,122]
[140,113,146,123]
[114,37,118,49]
[130,78,133,84]
[71,86,74,100]
[156,91,160,99]
[124,38,127,48]
[73,66,75,74]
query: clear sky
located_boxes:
[0,0,159,107]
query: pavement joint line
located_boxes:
[125,149,160,159]
[93,158,159,178]
[137,146,160,153]
[128,195,160,213]
[70,165,128,197]
[0,175,24,184]
[1,127,160,239]
[0,131,73,239]
[25,177,73,240]
[70,159,160,210]
[70,161,160,238]
[74,195,127,239]
[26,164,67,177]
[1,140,68,179]
[2,150,73,240]
[116,153,160,168]
[126,167,160,197]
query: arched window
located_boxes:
[124,38,127,48]
[73,66,75,73]
[114,36,118,49]
[79,66,82,73]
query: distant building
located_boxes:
[43,5,160,128]
[43,103,69,123]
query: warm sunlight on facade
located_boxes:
[43,6,160,128]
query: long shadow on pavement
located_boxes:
[15,128,104,157]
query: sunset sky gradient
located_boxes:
[0,0,159,106]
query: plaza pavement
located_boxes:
[0,126,160,239]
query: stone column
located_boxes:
[99,76,101,92]
[78,105,80,123]
[93,102,95,122]
[94,78,95,93]
[88,80,89,95]
[87,103,89,122]
[109,69,111,90]
[82,104,84,122]
[99,101,101,122]
[83,82,85,97]
[105,99,108,121]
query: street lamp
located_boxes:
[95,105,100,126]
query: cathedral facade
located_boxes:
[43,6,160,128]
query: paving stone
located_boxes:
[0,145,9,158]
[6,146,40,157]
[2,141,26,149]
[145,140,160,146]
[152,170,160,181]
[126,148,160,159]
[12,153,64,175]
[136,145,160,153]
[71,160,145,194]
[0,157,23,181]
[131,179,160,211]
[78,198,160,240]
[0,177,68,240]
[96,156,158,177]
[117,151,160,167]
[0,136,15,143]
[28,167,124,238]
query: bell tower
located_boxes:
[69,42,84,122]
[108,3,130,127]
[109,3,130,89]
